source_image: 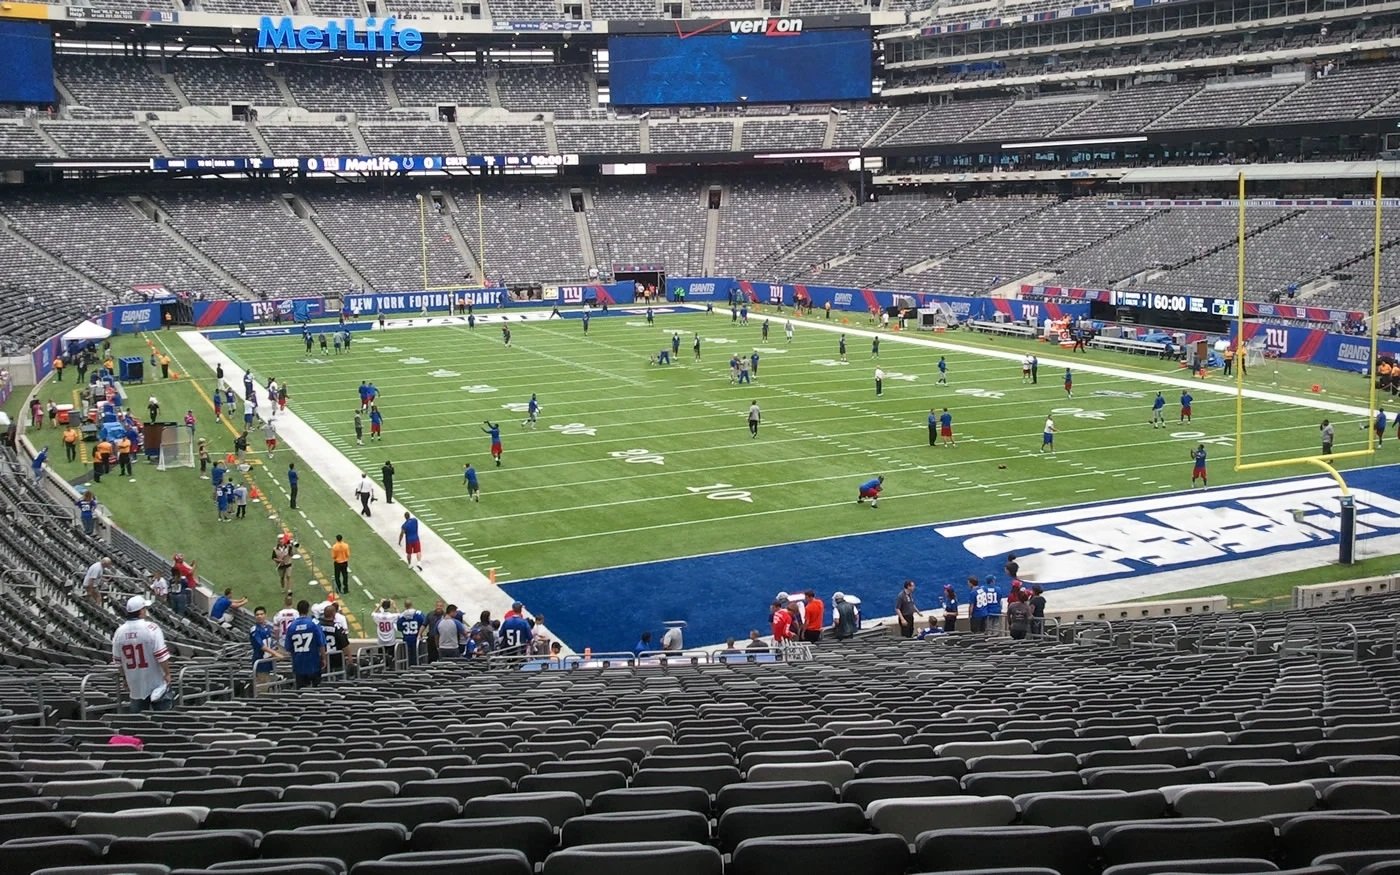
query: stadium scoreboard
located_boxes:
[1112,290,1240,319]
[149,154,580,172]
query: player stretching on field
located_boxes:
[1191,444,1208,489]
[521,393,539,429]
[857,476,884,508]
[483,421,503,466]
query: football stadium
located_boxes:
[1,0,1400,871]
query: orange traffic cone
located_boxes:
[489,568,497,585]
[225,453,236,464]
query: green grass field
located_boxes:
[202,308,1389,587]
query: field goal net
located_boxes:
[155,429,195,471]
[1244,338,1267,369]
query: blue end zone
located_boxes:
[503,464,1400,654]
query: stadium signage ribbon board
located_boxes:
[728,17,804,35]
[1112,290,1240,318]
[256,16,423,53]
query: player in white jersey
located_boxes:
[271,594,298,645]
[371,598,400,667]
[111,595,172,713]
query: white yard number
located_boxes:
[957,387,1005,399]
[501,402,531,413]
[1171,431,1235,446]
[550,423,597,436]
[460,384,498,393]
[810,359,849,367]
[1051,406,1108,421]
[884,371,919,383]
[688,483,753,503]
[610,448,665,465]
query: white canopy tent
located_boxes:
[60,320,112,344]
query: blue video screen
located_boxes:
[608,28,871,107]
[0,21,55,105]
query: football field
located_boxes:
[216,307,1382,592]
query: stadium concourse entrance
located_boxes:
[613,267,664,301]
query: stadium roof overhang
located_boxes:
[1119,161,1400,183]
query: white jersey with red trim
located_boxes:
[271,608,298,643]
[110,619,169,700]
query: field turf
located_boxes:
[212,308,1387,588]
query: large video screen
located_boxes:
[0,21,55,105]
[608,28,871,107]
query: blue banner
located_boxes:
[106,303,163,333]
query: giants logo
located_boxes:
[729,17,803,36]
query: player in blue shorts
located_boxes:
[857,475,884,508]
[1191,444,1208,488]
[1040,415,1056,453]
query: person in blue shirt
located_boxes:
[927,408,939,447]
[1063,367,1073,399]
[917,616,944,640]
[1180,390,1194,423]
[937,356,948,385]
[981,576,1003,635]
[522,393,539,429]
[499,609,533,654]
[739,303,748,325]
[939,409,955,448]
[1376,407,1388,445]
[1151,391,1166,429]
[284,600,327,688]
[871,336,880,359]
[287,462,299,510]
[76,490,99,537]
[397,600,426,667]
[250,606,278,675]
[369,406,383,441]
[750,350,760,379]
[463,462,480,501]
[31,446,47,484]
[1191,444,1209,488]
[483,421,503,466]
[966,577,989,633]
[645,307,654,325]
[211,587,246,626]
[671,332,680,357]
[762,318,770,341]
[216,481,231,522]
[633,631,652,658]
[582,311,590,335]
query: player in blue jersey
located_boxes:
[1180,390,1194,423]
[839,335,848,362]
[857,475,884,508]
[927,408,939,446]
[937,356,948,385]
[1151,391,1166,428]
[399,511,422,569]
[483,421,503,466]
[1376,407,1388,445]
[1191,444,1208,488]
[750,350,760,379]
[521,393,539,429]
[1063,367,1073,399]
[358,381,370,412]
[940,408,955,447]
[284,600,327,688]
[397,600,426,667]
[740,303,748,325]
[463,462,480,501]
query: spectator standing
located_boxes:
[320,602,349,674]
[980,576,1004,635]
[82,556,112,607]
[831,592,857,640]
[250,606,280,681]
[284,599,327,688]
[329,535,349,595]
[1029,585,1047,637]
[661,624,684,652]
[271,593,297,643]
[425,600,445,662]
[436,604,467,658]
[372,599,400,666]
[197,439,209,478]
[1004,553,1020,580]
[111,595,173,713]
[802,590,824,644]
[170,553,195,615]
[967,576,988,633]
[1007,591,1033,640]
[397,599,426,667]
[770,600,796,642]
[895,579,918,638]
[942,585,959,634]
[500,610,533,654]
[31,446,47,484]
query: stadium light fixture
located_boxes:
[999,135,1149,149]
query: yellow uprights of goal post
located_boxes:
[1231,169,1382,497]
[416,191,488,292]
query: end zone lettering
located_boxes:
[730,17,803,36]
[256,16,423,53]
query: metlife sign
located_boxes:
[256,17,423,53]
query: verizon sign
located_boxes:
[729,17,803,35]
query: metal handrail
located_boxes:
[1065,619,1115,644]
[176,662,236,708]
[77,670,123,721]
[1282,620,1360,658]
[1126,620,1181,651]
[1198,622,1260,654]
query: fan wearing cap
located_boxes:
[111,595,173,713]
[832,592,857,640]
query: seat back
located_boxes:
[868,795,1017,843]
